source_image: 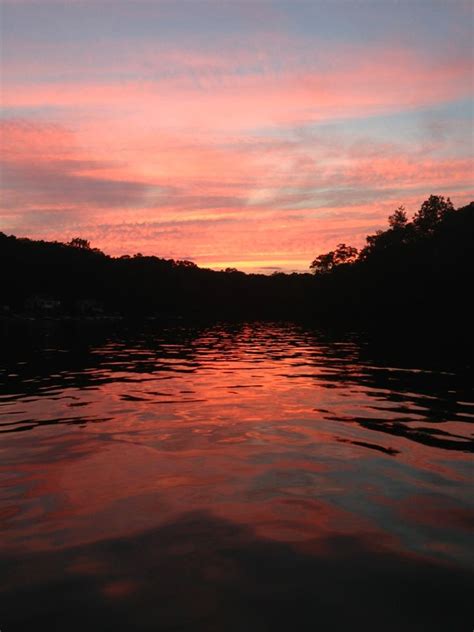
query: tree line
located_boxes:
[307,195,473,332]
[1,195,472,331]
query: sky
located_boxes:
[0,0,473,273]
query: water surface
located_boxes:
[1,322,472,630]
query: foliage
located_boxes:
[388,206,408,230]
[0,195,472,331]
[310,243,358,274]
[306,195,473,332]
[68,237,91,249]
[412,195,454,233]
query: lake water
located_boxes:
[0,321,472,631]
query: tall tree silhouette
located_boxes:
[388,206,408,230]
[413,195,454,233]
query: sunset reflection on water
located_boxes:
[0,322,472,630]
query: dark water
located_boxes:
[0,321,473,631]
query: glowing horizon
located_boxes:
[1,0,472,273]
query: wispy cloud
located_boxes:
[1,3,472,271]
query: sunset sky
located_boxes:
[1,0,472,272]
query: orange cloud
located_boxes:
[1,37,472,272]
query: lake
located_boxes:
[0,321,472,631]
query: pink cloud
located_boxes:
[1,33,472,272]
[2,46,471,130]
[2,113,472,274]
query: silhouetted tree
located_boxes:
[388,206,408,230]
[68,238,91,249]
[176,260,197,268]
[333,243,358,265]
[310,243,358,274]
[413,195,454,233]
[1,195,472,331]
[310,251,336,274]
